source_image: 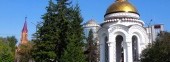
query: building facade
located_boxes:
[83,0,164,62]
[146,24,164,43]
[97,0,164,62]
[98,0,149,62]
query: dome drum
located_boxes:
[101,18,144,27]
[83,19,100,28]
[105,12,140,19]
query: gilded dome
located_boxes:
[105,0,138,16]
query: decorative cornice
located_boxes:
[101,12,144,26]
[105,12,140,19]
[105,11,139,17]
[83,23,100,28]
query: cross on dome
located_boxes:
[116,0,127,2]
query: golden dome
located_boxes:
[105,0,138,15]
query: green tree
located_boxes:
[60,5,86,62]
[32,0,58,61]
[32,0,86,62]
[0,40,14,62]
[84,29,98,62]
[17,42,33,62]
[6,36,18,58]
[0,36,17,62]
[140,32,170,62]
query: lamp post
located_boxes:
[31,22,37,32]
[31,22,38,40]
[146,19,153,44]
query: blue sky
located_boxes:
[0,0,169,42]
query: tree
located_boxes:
[32,0,86,62]
[17,42,33,62]
[84,29,98,62]
[140,32,170,62]
[0,39,14,62]
[6,36,18,58]
[32,0,58,61]
[60,5,86,62]
[0,36,17,62]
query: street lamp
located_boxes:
[31,22,38,40]
[146,19,153,44]
[31,22,37,32]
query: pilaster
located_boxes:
[100,43,105,62]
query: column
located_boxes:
[100,37,105,62]
[125,37,133,62]
[100,43,105,62]
[108,36,116,62]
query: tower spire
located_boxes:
[20,17,28,44]
[22,17,28,33]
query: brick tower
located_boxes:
[20,17,28,44]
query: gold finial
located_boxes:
[116,0,127,2]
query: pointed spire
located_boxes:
[22,17,28,33]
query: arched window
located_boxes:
[116,35,124,62]
[132,36,139,61]
[105,36,109,62]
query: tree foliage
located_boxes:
[140,32,170,62]
[7,36,18,57]
[32,0,59,61]
[84,29,98,62]
[17,42,33,62]
[32,0,86,62]
[0,36,17,62]
[60,5,86,62]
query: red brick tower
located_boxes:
[20,17,28,44]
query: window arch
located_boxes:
[116,35,124,62]
[105,36,109,62]
[132,35,139,61]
